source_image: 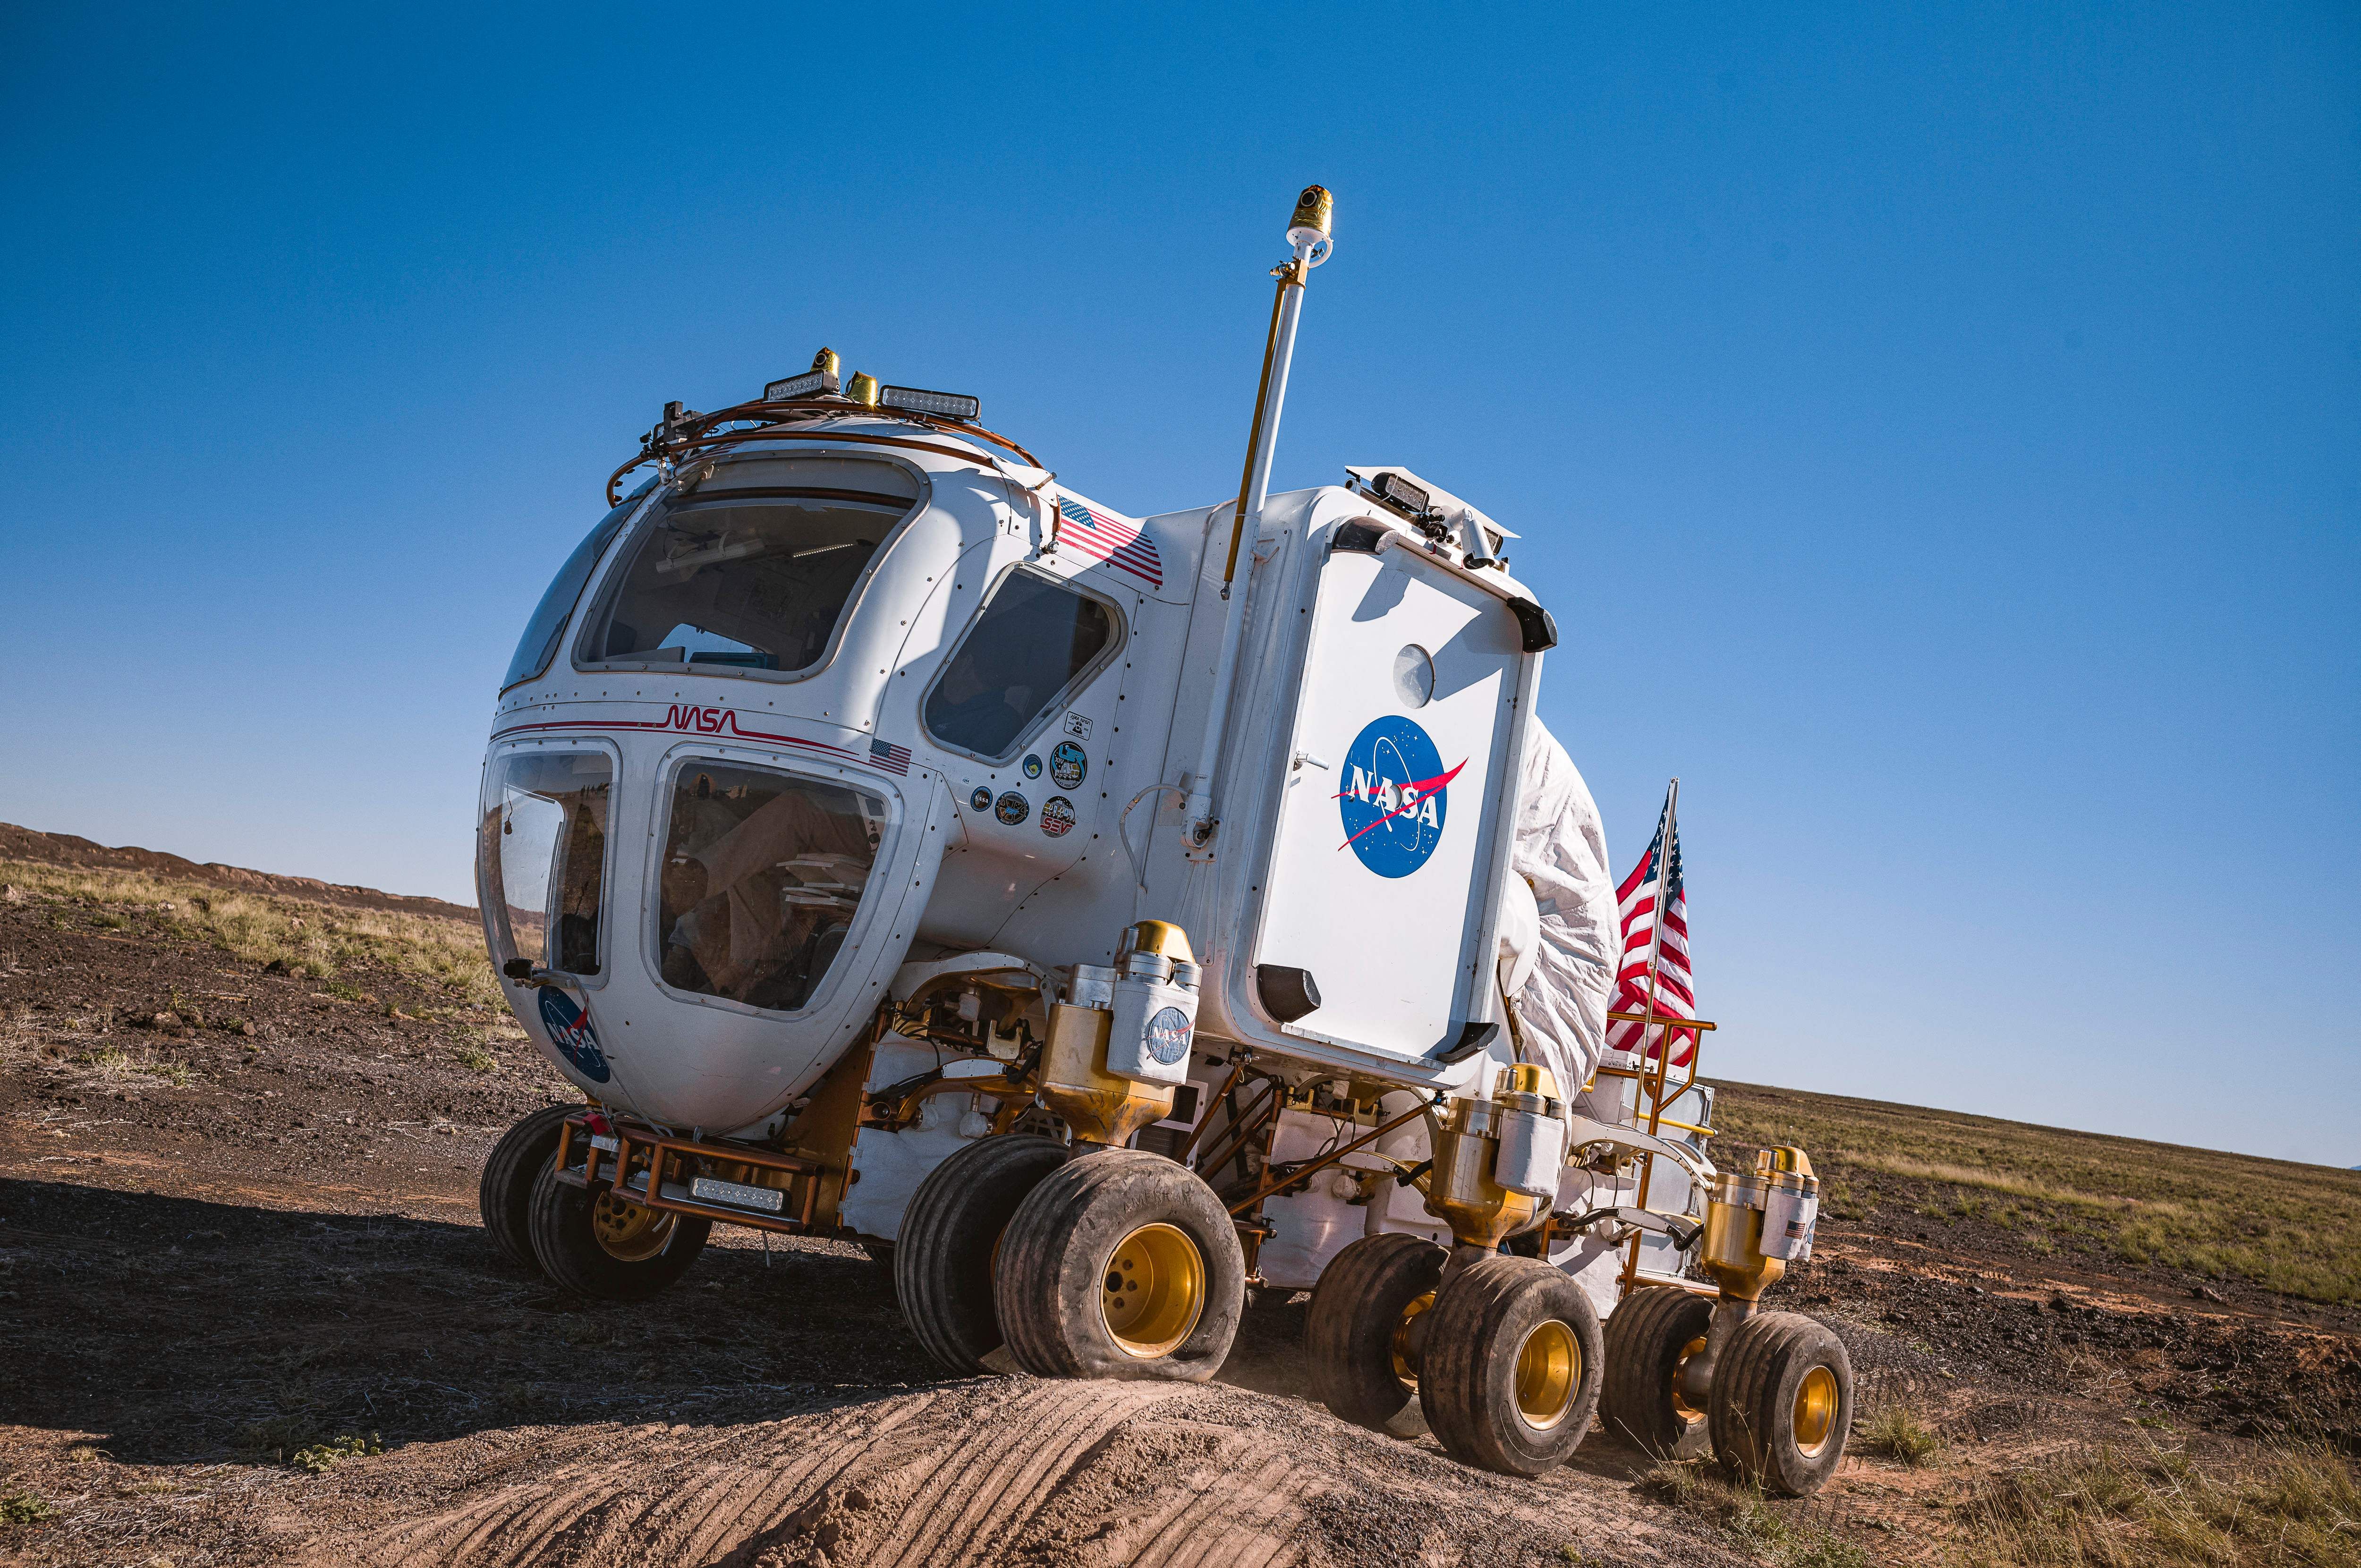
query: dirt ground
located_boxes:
[1,831,2354,1566]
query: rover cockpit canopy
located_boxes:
[579,456,922,679]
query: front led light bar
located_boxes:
[764,367,841,401]
[1371,470,1431,517]
[879,384,981,422]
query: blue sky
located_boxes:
[2,4,2353,1163]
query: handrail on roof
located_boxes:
[605,397,1045,507]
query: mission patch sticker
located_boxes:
[994,791,1030,826]
[1049,740,1087,788]
[1040,795,1076,838]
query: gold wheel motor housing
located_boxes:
[1700,1146,1818,1304]
[1034,923,1194,1148]
[1424,1064,1562,1251]
[1101,1221,1206,1358]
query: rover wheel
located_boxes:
[1419,1255,1604,1476]
[1600,1285,1715,1458]
[995,1148,1244,1382]
[526,1159,711,1300]
[1306,1232,1447,1430]
[479,1104,580,1271]
[893,1133,1070,1374]
[1707,1310,1853,1496]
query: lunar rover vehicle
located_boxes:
[475,186,1852,1490]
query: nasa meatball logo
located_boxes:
[1335,715,1466,879]
[536,988,611,1084]
[1146,1006,1193,1066]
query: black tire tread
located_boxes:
[1600,1285,1715,1457]
[479,1104,580,1271]
[995,1149,1244,1383]
[1306,1233,1447,1430]
[525,1158,711,1300]
[1420,1255,1605,1477]
[1707,1309,1853,1497]
[892,1134,1070,1375]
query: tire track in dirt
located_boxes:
[299,1380,1736,1568]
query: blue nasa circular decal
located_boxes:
[536,988,611,1083]
[968,785,993,812]
[1335,715,1464,879]
[1146,1005,1193,1066]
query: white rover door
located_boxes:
[1248,535,1531,1063]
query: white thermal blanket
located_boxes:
[1498,719,1621,1122]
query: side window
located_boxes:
[655,762,888,1014]
[923,569,1118,762]
[479,751,612,975]
[501,493,643,691]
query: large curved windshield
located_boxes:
[501,489,647,691]
[581,457,919,677]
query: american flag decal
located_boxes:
[1605,791,1699,1067]
[1056,494,1163,589]
[867,737,911,775]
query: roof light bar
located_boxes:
[1369,470,1430,517]
[765,348,843,402]
[879,384,982,422]
[764,367,840,401]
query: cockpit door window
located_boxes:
[653,760,891,1015]
[479,750,614,977]
[922,568,1120,763]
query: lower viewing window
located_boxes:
[657,762,888,1013]
[481,751,612,975]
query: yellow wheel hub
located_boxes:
[1514,1318,1582,1431]
[1101,1223,1206,1359]
[1792,1365,1839,1456]
[591,1191,676,1262]
[1671,1333,1709,1425]
[1391,1290,1436,1387]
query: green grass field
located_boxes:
[1714,1079,2361,1307]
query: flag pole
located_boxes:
[1639,777,1680,1132]
[1621,778,1679,1297]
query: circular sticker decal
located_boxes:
[1335,715,1464,879]
[1021,754,1043,780]
[535,988,611,1084]
[1146,1005,1193,1066]
[1049,740,1087,788]
[994,791,1030,826]
[1040,795,1076,838]
[968,786,993,812]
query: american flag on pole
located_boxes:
[1055,493,1164,590]
[1605,788,1699,1067]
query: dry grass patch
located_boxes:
[0,858,497,1007]
[1714,1081,2361,1306]
[1638,1461,1869,1567]
[1957,1442,2361,1565]
[1856,1404,1944,1466]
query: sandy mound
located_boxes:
[291,1381,1735,1568]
